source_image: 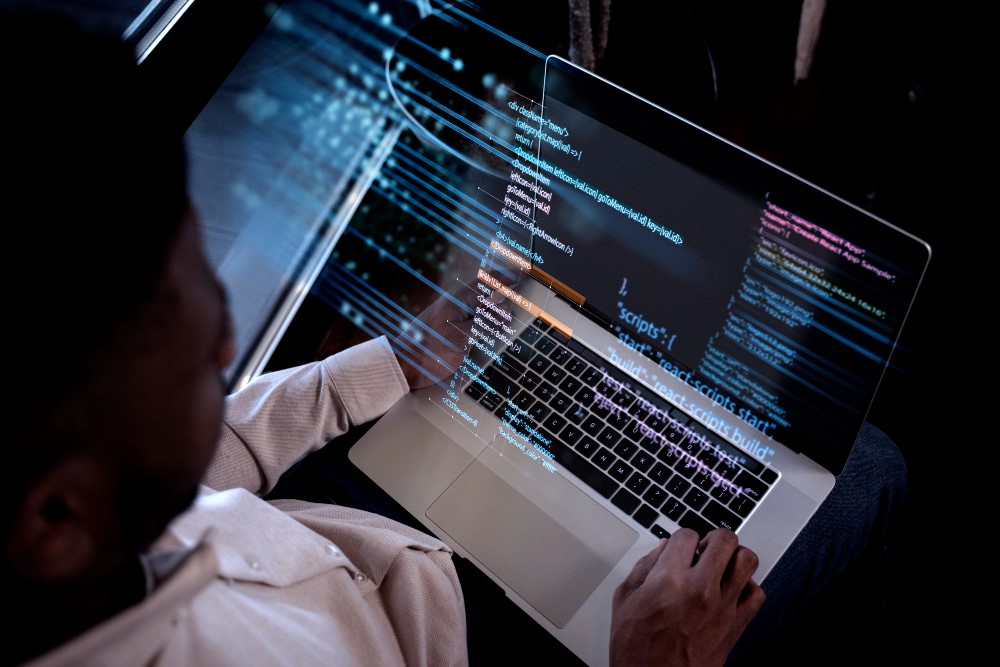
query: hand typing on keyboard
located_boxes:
[609,527,765,667]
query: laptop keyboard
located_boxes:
[464,318,779,540]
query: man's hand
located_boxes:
[610,527,765,667]
[391,282,482,390]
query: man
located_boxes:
[4,7,905,667]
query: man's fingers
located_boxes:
[735,576,766,632]
[721,544,761,601]
[614,538,668,603]
[688,527,739,575]
[656,527,702,573]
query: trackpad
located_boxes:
[426,455,637,628]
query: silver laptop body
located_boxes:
[349,55,930,666]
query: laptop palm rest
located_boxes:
[426,445,638,628]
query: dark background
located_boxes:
[18,0,973,661]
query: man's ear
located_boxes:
[6,456,116,582]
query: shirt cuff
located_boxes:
[320,336,410,425]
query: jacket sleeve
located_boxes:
[202,336,410,494]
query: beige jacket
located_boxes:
[27,337,468,666]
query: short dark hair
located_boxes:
[3,8,190,488]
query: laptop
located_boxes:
[348,54,931,665]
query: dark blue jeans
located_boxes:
[728,421,909,661]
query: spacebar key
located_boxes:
[550,443,618,498]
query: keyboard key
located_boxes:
[627,398,653,421]
[564,338,605,367]
[703,500,743,531]
[674,455,705,479]
[673,457,702,479]
[661,496,685,521]
[631,450,656,473]
[639,435,663,454]
[495,353,526,380]
[683,488,710,511]
[511,390,534,411]
[699,443,726,470]
[559,376,583,395]
[505,341,534,364]
[663,421,688,445]
[564,404,588,424]
[596,427,621,448]
[610,391,636,410]
[542,413,568,434]
[550,346,572,365]
[642,486,667,509]
[575,437,600,458]
[520,370,542,391]
[480,392,504,411]
[678,511,714,538]
[674,434,703,460]
[698,472,737,502]
[649,462,672,486]
[543,365,567,385]
[633,504,659,528]
[664,475,691,498]
[729,494,756,518]
[734,470,769,502]
[693,470,717,492]
[714,456,741,481]
[532,317,551,332]
[657,442,683,465]
[519,326,543,345]
[534,381,556,402]
[575,386,596,405]
[760,467,779,485]
[625,472,651,495]
[581,366,604,386]
[528,355,551,374]
[526,402,550,422]
[552,451,617,502]
[685,426,715,456]
[606,409,631,431]
[494,402,514,419]
[592,448,615,470]
[581,415,604,436]
[481,366,519,399]
[548,328,569,343]
[650,524,671,539]
[609,460,634,483]
[613,439,640,460]
[591,398,612,419]
[560,424,584,445]
[550,392,573,413]
[611,488,641,515]
[534,335,557,355]
[644,409,672,433]
[564,356,587,375]
[595,377,618,397]
[621,418,646,442]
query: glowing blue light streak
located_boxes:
[748,259,893,361]
[390,74,515,166]
[316,263,469,385]
[383,152,498,243]
[443,2,548,61]
[366,179,487,258]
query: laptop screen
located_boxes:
[509,56,931,474]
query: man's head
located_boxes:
[3,8,233,593]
